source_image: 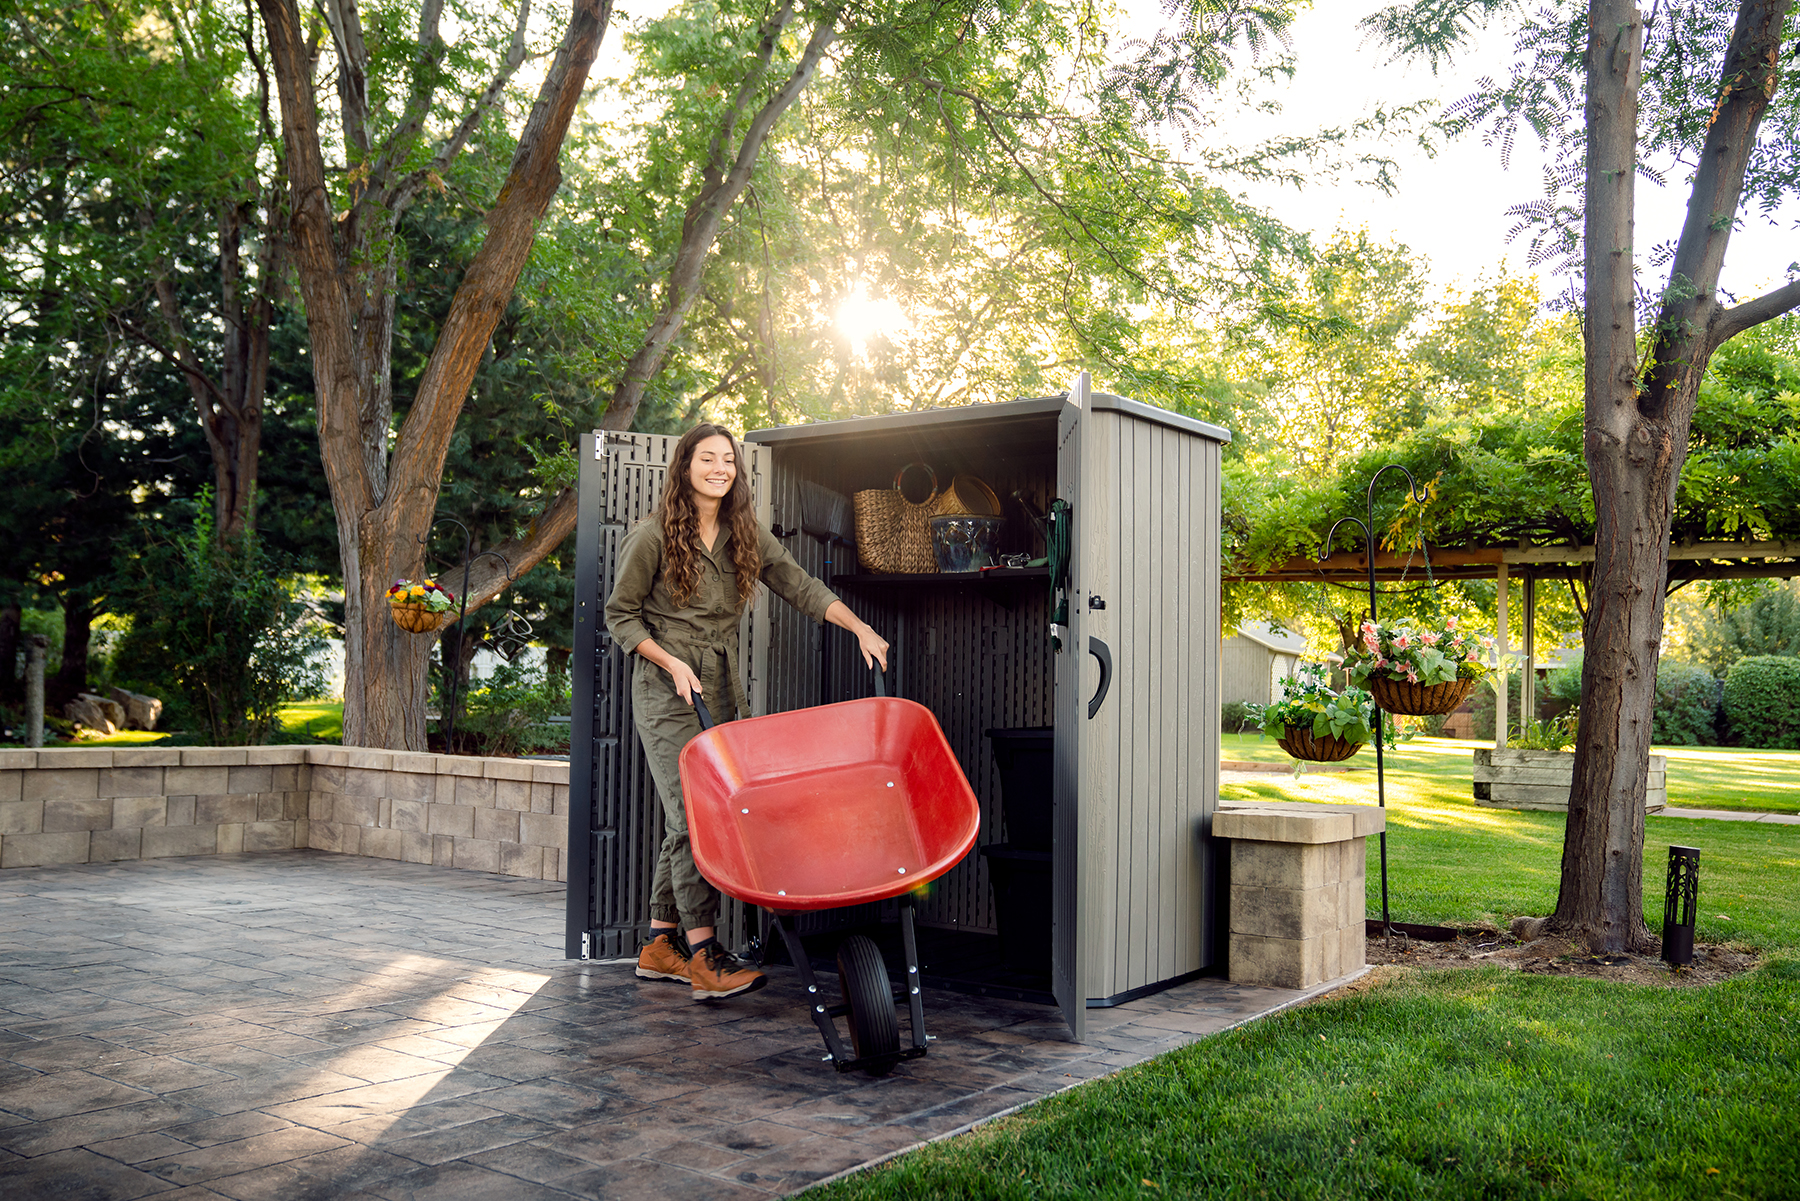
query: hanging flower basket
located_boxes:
[1368,675,1477,717]
[386,578,456,633]
[1343,617,1491,716]
[1246,664,1387,764]
[1276,724,1365,763]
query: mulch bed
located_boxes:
[1351,924,1759,988]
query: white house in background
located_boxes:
[1222,621,1315,705]
[308,640,547,702]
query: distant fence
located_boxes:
[0,746,569,879]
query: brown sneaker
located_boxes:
[689,943,766,1000]
[636,931,691,982]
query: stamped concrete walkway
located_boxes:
[0,852,1350,1200]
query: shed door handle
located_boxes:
[1087,637,1113,720]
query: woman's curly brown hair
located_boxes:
[657,423,762,610]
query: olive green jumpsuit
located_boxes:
[604,519,839,931]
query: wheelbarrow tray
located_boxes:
[680,696,980,912]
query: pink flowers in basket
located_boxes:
[1345,617,1489,689]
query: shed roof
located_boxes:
[1227,620,1310,655]
[744,393,1231,448]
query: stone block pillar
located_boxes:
[1213,801,1385,989]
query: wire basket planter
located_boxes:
[390,602,453,634]
[1368,676,1477,717]
[1276,725,1366,763]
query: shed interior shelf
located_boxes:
[832,566,1048,587]
[832,566,1048,609]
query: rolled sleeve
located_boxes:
[604,521,663,656]
[757,527,838,623]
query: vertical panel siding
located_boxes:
[1078,407,1120,1002]
[1083,414,1222,998]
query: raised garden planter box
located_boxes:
[1472,748,1666,813]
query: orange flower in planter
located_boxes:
[386,579,457,633]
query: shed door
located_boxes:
[1053,371,1115,1038]
[565,430,768,960]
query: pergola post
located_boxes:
[1495,563,1509,749]
[1522,574,1537,737]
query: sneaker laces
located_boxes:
[650,932,691,962]
[699,944,749,973]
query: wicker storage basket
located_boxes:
[390,602,452,634]
[933,475,1002,517]
[1369,675,1476,716]
[1276,725,1365,763]
[854,463,941,573]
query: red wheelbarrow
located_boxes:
[680,670,980,1074]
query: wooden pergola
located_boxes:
[1225,539,1800,744]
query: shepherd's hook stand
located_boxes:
[420,518,514,754]
[1322,463,1429,939]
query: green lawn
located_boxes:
[38,700,344,747]
[1219,736,1800,948]
[820,963,1800,1200]
[818,734,1800,1200]
[1224,733,1800,815]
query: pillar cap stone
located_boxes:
[1215,800,1384,843]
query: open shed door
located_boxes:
[1053,372,1119,1037]
[566,430,769,960]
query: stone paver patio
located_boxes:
[0,851,1353,1199]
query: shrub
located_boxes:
[1220,701,1254,732]
[1652,660,1722,746]
[450,658,570,757]
[1721,655,1800,748]
[112,497,326,745]
[1542,653,1584,713]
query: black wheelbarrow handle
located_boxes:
[693,659,887,731]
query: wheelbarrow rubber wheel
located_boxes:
[836,935,900,1072]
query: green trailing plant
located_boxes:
[1722,656,1800,750]
[1247,664,1391,748]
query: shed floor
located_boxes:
[0,852,1356,1200]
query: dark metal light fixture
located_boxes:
[1662,845,1701,966]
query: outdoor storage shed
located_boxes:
[565,373,1229,1038]
[1222,620,1311,706]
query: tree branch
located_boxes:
[385,0,534,216]
[385,0,611,509]
[450,486,580,618]
[1710,276,1800,347]
[601,8,838,431]
[1641,0,1789,417]
[318,0,372,158]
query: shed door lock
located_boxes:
[1088,595,1106,610]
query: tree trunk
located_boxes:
[1554,0,1795,952]
[0,603,21,706]
[138,68,287,544]
[259,0,611,749]
[47,596,95,711]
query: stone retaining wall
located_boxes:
[0,746,569,881]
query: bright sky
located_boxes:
[1201,3,1798,301]
[586,1,1795,308]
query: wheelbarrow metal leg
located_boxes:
[898,894,928,1053]
[768,912,853,1066]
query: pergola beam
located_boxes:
[1228,540,1800,584]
